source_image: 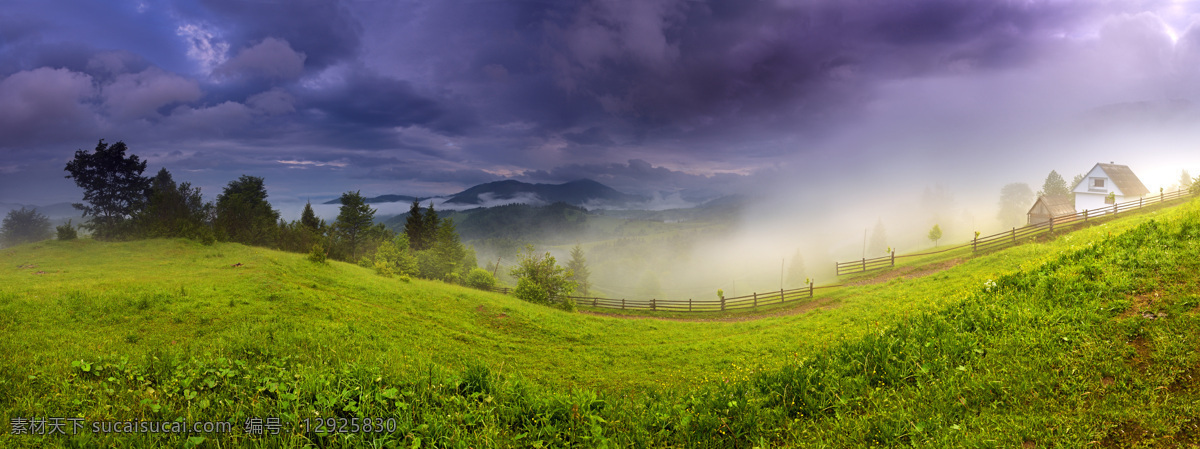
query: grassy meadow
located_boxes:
[0,198,1198,447]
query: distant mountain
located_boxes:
[323,194,422,205]
[0,202,84,219]
[443,179,644,207]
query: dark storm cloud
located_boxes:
[3,0,1200,207]
[303,70,476,137]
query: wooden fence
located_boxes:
[482,282,840,312]
[836,189,1195,275]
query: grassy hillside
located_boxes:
[1,199,1198,447]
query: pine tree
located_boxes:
[300,201,323,232]
[403,199,425,250]
[332,191,376,261]
[421,201,439,251]
[566,244,591,296]
[1037,170,1070,197]
[868,218,888,255]
[786,249,806,287]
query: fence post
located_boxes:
[809,281,814,298]
[861,258,866,272]
[593,297,597,307]
[622,298,625,310]
[753,292,757,308]
[1114,203,1118,217]
[1084,209,1088,222]
[720,296,726,311]
[1011,227,1016,245]
[689,298,692,312]
[780,288,784,303]
[891,250,895,267]
[652,298,656,311]
[972,235,977,253]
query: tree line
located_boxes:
[2,139,600,310]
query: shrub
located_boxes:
[513,277,550,304]
[1,207,53,247]
[465,268,497,290]
[307,243,327,264]
[509,245,575,307]
[56,219,78,241]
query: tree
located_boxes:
[510,245,576,308]
[868,218,888,255]
[419,218,467,280]
[332,191,376,261]
[63,140,151,239]
[136,168,211,240]
[786,249,806,287]
[1,207,53,247]
[57,220,78,241]
[214,175,280,245]
[300,201,323,233]
[565,244,591,296]
[1181,170,1193,191]
[1037,170,1070,198]
[373,234,418,277]
[927,224,943,247]
[997,183,1034,229]
[421,201,440,250]
[403,199,427,251]
[1191,175,1200,195]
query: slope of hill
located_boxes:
[1,198,1198,447]
[323,194,422,205]
[443,179,645,207]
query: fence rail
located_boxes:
[472,189,1193,313]
[836,189,1194,275]
[481,282,837,312]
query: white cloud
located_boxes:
[102,67,202,119]
[176,23,229,73]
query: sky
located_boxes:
[2,0,1200,222]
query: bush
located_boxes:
[307,243,327,264]
[56,220,78,241]
[509,245,575,307]
[513,277,549,304]
[1,207,53,247]
[465,268,497,290]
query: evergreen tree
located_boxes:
[332,191,376,261]
[997,183,1034,229]
[868,218,888,255]
[1,207,53,248]
[136,168,210,239]
[63,140,151,240]
[300,201,323,232]
[565,244,591,296]
[421,201,440,250]
[1037,170,1070,197]
[786,249,806,287]
[404,199,426,250]
[214,175,280,246]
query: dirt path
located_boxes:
[845,258,965,286]
[579,297,840,322]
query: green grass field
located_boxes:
[1,199,1198,447]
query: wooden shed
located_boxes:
[1027,194,1075,225]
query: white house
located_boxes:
[1072,163,1149,213]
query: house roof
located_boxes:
[1028,194,1075,217]
[1075,163,1150,196]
